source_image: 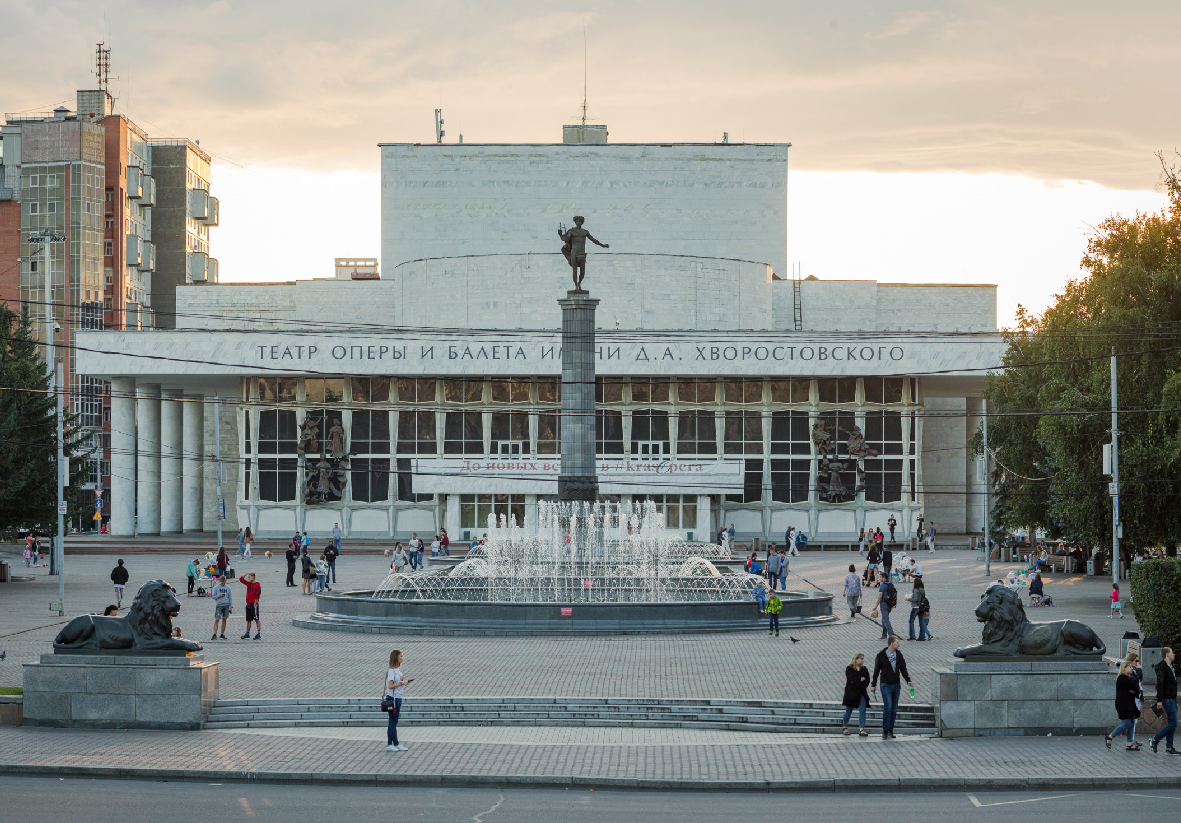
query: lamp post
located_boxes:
[27,229,68,613]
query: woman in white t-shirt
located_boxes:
[385,649,414,751]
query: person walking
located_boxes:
[843,564,862,620]
[210,575,232,640]
[767,548,781,591]
[1110,583,1124,618]
[324,542,339,588]
[391,543,409,575]
[777,548,789,590]
[332,522,343,555]
[870,636,913,740]
[384,649,415,752]
[300,549,315,595]
[243,527,254,559]
[186,557,200,596]
[408,533,422,570]
[907,578,926,641]
[440,529,450,557]
[110,559,130,608]
[858,532,868,557]
[1107,654,1143,751]
[787,530,799,557]
[926,522,936,553]
[881,546,894,580]
[842,653,871,736]
[285,542,298,587]
[235,527,245,558]
[872,571,897,640]
[916,514,925,543]
[917,586,932,641]
[238,572,262,640]
[1150,647,1179,755]
[315,554,329,593]
[887,515,897,543]
[301,531,311,555]
[767,590,783,636]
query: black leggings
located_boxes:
[187,576,195,594]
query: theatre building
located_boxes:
[76,134,1005,543]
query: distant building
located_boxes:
[335,258,379,280]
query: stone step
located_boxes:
[203,717,937,734]
[206,706,934,723]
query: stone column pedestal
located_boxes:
[22,652,218,730]
[558,292,599,501]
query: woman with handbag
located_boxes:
[842,653,871,736]
[1107,653,1143,751]
[385,649,414,752]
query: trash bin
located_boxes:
[1087,558,1097,576]
[0,560,8,582]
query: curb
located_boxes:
[1,763,1179,792]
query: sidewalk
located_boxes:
[2,725,1178,791]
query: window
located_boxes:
[818,378,857,404]
[634,495,698,529]
[397,378,436,405]
[461,494,526,530]
[258,378,297,404]
[351,458,390,503]
[103,297,112,311]
[443,378,483,403]
[865,377,905,405]
[727,460,764,504]
[28,203,39,215]
[677,410,716,455]
[397,410,437,454]
[103,239,112,257]
[769,379,810,404]
[490,411,529,457]
[490,378,530,403]
[105,189,113,202]
[28,175,39,187]
[104,267,113,285]
[46,175,57,186]
[537,411,560,454]
[257,409,298,454]
[444,410,484,455]
[536,378,560,403]
[595,377,624,404]
[396,457,432,502]
[29,260,38,272]
[770,412,810,503]
[863,411,904,503]
[630,409,670,458]
[630,378,670,403]
[257,409,297,502]
[46,202,56,213]
[596,410,624,454]
[724,379,763,404]
[351,410,391,453]
[677,379,716,404]
[724,411,763,455]
[351,377,391,404]
[305,378,344,404]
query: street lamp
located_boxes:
[27,229,68,614]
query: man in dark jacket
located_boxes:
[110,559,130,607]
[881,547,893,580]
[870,635,913,740]
[1150,647,1179,754]
[284,544,298,587]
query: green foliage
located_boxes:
[983,156,1181,556]
[0,303,92,533]
[1130,559,1181,655]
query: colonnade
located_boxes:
[109,378,208,536]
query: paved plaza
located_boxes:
[0,546,1140,703]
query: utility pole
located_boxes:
[1111,349,1120,588]
[983,398,991,578]
[55,357,65,615]
[214,395,224,551]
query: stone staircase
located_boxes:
[205,696,937,735]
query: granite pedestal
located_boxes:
[558,291,599,501]
[22,651,218,730]
[931,658,1112,737]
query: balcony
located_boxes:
[204,195,219,226]
[205,256,219,283]
[140,176,156,207]
[187,188,208,221]
[125,234,143,267]
[137,240,155,272]
[187,251,208,282]
[126,166,143,200]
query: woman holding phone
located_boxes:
[386,649,414,751]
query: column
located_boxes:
[110,377,137,536]
[182,394,204,532]
[557,292,600,501]
[136,384,161,534]
[696,495,711,543]
[159,389,183,533]
[445,494,461,542]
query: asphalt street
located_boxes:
[2,778,1177,823]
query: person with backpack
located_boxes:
[871,571,897,640]
[907,578,926,641]
[918,589,932,641]
[110,559,130,608]
[843,563,862,620]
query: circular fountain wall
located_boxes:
[297,501,836,635]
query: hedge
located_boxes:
[1130,558,1181,662]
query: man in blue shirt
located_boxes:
[332,523,343,554]
[872,572,895,640]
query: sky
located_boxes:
[2,0,1177,326]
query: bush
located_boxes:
[1130,558,1181,658]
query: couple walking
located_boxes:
[842,636,914,739]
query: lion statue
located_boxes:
[954,584,1104,658]
[54,579,202,653]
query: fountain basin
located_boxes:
[295,589,837,636]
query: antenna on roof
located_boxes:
[434,109,445,143]
[95,43,112,91]
[581,27,588,127]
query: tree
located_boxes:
[0,302,92,535]
[982,155,1181,558]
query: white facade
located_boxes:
[74,137,1004,543]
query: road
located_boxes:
[2,778,1177,823]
